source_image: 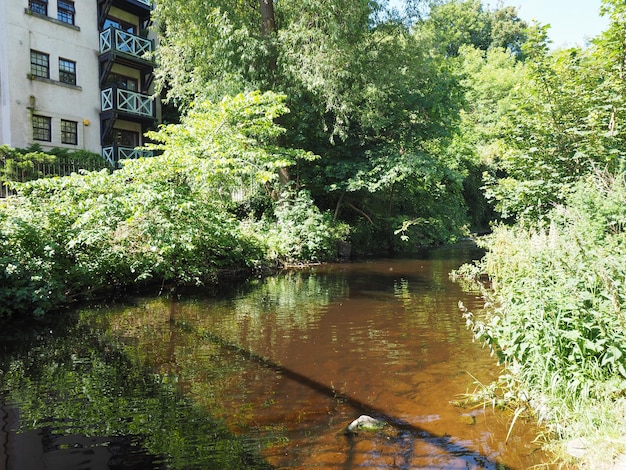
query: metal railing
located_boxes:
[102,145,153,167]
[101,86,154,118]
[0,156,111,198]
[100,27,152,59]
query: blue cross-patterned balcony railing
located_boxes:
[101,86,154,118]
[102,145,153,167]
[100,27,152,59]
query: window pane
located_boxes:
[61,120,78,145]
[29,0,48,15]
[114,129,139,146]
[104,73,138,92]
[33,115,51,142]
[30,50,49,79]
[59,58,76,85]
[57,0,75,25]
[104,16,136,33]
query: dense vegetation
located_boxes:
[449,0,626,465]
[0,92,345,317]
[0,144,109,189]
[3,0,626,464]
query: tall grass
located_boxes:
[459,171,626,466]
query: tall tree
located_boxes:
[259,0,275,35]
[152,0,469,251]
[482,4,626,221]
[414,0,528,58]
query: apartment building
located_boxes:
[0,0,158,166]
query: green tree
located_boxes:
[443,44,526,229]
[145,91,315,195]
[483,12,625,221]
[153,0,469,252]
[414,0,528,58]
[0,92,340,318]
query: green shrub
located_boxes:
[0,200,69,317]
[0,144,109,186]
[262,189,349,263]
[462,171,626,458]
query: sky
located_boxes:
[388,0,610,48]
[493,0,609,48]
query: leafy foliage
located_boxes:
[414,0,528,58]
[261,188,349,263]
[0,144,108,189]
[0,92,345,318]
[153,0,473,252]
[145,91,316,191]
[461,171,626,456]
[483,16,626,221]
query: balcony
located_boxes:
[102,145,153,166]
[101,86,155,120]
[98,0,152,29]
[100,27,152,60]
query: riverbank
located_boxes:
[0,147,351,319]
[453,173,626,469]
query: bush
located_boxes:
[0,92,349,318]
[0,200,69,317]
[0,145,109,185]
[262,189,349,263]
[0,167,339,318]
[461,170,626,461]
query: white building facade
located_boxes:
[0,0,157,165]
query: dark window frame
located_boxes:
[28,0,48,15]
[61,119,78,145]
[30,50,50,79]
[59,58,76,85]
[57,0,75,25]
[32,115,52,142]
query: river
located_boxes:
[0,242,552,469]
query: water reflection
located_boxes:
[81,243,549,468]
[0,243,552,469]
[0,318,272,469]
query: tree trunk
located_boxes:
[259,0,275,35]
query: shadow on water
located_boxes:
[0,317,273,470]
[196,326,506,469]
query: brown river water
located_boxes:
[0,242,555,469]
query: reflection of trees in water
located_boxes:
[77,272,348,434]
[180,271,349,353]
[68,255,482,454]
[0,319,273,469]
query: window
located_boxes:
[104,128,140,147]
[59,58,76,85]
[116,129,139,147]
[61,120,78,145]
[104,73,139,92]
[30,50,49,79]
[103,16,137,34]
[57,0,75,25]
[29,0,48,15]
[33,115,51,142]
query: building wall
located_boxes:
[0,1,128,153]
[0,0,12,146]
